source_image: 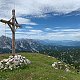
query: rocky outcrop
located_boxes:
[52,62,70,72]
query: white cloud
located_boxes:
[13,0,80,16]
[5,28,80,41]
[45,28,52,31]
[11,29,43,36]
[25,26,32,29]
[1,0,80,40]
[0,0,80,18]
[17,17,37,25]
[2,26,80,40]
[0,23,10,36]
[29,30,43,34]
[61,29,80,32]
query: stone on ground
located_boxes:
[0,54,31,70]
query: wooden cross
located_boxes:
[0,9,20,55]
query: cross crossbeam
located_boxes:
[0,19,20,28]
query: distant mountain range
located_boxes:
[0,35,80,53]
[40,40,80,46]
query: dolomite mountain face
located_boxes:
[0,36,45,53]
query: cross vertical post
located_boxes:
[12,9,15,55]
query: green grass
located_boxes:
[0,52,80,80]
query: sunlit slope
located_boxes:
[0,53,80,80]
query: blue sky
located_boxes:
[0,0,80,40]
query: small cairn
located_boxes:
[52,62,70,72]
[0,55,31,70]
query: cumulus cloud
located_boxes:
[0,0,80,21]
[0,0,80,17]
[14,0,80,15]
[0,0,80,40]
[5,28,80,40]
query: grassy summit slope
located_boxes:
[0,53,80,80]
